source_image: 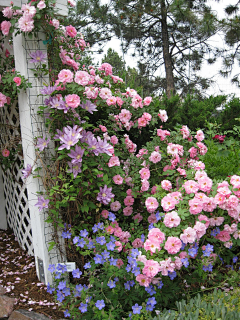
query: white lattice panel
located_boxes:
[2,156,34,255]
[0,99,33,255]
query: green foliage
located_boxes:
[152,288,240,320]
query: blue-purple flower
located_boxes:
[132,303,142,315]
[97,185,114,205]
[95,299,105,310]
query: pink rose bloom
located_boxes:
[151,186,157,194]
[195,130,205,142]
[139,168,150,180]
[202,197,217,212]
[183,180,199,194]
[99,87,112,100]
[98,63,113,76]
[2,149,10,157]
[196,142,208,155]
[189,198,203,215]
[74,70,90,85]
[163,211,181,228]
[148,228,165,244]
[132,238,143,248]
[226,195,239,209]
[66,25,77,37]
[108,155,120,167]
[198,214,210,228]
[177,168,186,176]
[124,196,134,206]
[143,112,152,122]
[164,236,182,254]
[116,258,124,268]
[148,213,157,224]
[136,274,152,287]
[13,77,21,86]
[119,231,131,243]
[143,97,152,106]
[52,19,60,29]
[145,197,159,213]
[133,213,143,223]
[174,257,183,270]
[158,109,168,122]
[179,251,188,259]
[180,125,190,139]
[110,201,121,212]
[159,258,175,276]
[180,227,197,244]
[126,189,132,196]
[115,241,123,252]
[18,16,34,32]
[143,260,160,277]
[123,206,133,216]
[216,231,231,242]
[161,180,172,191]
[195,170,208,181]
[161,195,177,212]
[114,227,123,237]
[157,129,170,141]
[194,221,207,240]
[141,179,150,192]
[113,175,123,185]
[198,177,212,192]
[3,7,13,19]
[209,216,224,227]
[101,209,109,218]
[106,96,117,106]
[138,116,147,127]
[65,94,80,108]
[149,151,161,163]
[230,175,240,186]
[105,225,114,234]
[1,21,11,36]
[110,135,118,145]
[188,146,198,158]
[37,0,46,9]
[58,69,74,83]
[144,239,160,254]
[99,125,107,132]
[0,92,8,107]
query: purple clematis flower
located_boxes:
[97,185,114,205]
[97,137,113,156]
[68,145,85,164]
[40,86,56,95]
[36,135,50,151]
[35,196,49,211]
[58,126,82,150]
[67,162,82,178]
[29,50,47,63]
[22,164,32,179]
[80,100,97,114]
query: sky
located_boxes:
[93,0,240,97]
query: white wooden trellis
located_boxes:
[0,0,68,284]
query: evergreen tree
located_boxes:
[69,0,219,97]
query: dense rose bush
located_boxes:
[1,1,240,319]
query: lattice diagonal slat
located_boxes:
[2,155,34,256]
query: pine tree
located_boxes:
[69,0,219,97]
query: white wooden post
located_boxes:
[11,1,68,284]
